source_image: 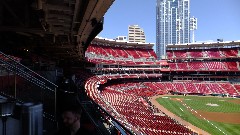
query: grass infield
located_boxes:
[156,95,240,135]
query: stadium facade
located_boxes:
[156,0,192,59]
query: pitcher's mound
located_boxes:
[206,103,219,106]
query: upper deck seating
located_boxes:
[205,49,222,58]
[174,50,188,58]
[168,61,238,71]
[86,44,157,65]
[220,48,238,57]
[204,62,226,70]
[187,49,203,58]
[223,62,239,70]
[186,62,206,70]
[168,47,239,59]
[166,50,174,59]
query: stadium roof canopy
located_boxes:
[167,40,240,49]
[92,37,155,49]
[0,0,115,62]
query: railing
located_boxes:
[0,51,58,121]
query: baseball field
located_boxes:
[155,95,240,135]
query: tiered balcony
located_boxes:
[168,61,239,71]
[160,83,177,91]
[184,82,199,93]
[168,63,178,70]
[125,48,140,59]
[224,62,239,70]
[174,83,186,93]
[86,44,157,65]
[85,75,194,134]
[166,51,174,59]
[205,49,222,58]
[187,62,206,70]
[220,48,238,57]
[148,49,157,59]
[219,83,239,95]
[147,81,238,96]
[135,48,151,58]
[100,83,192,134]
[174,50,188,58]
[206,83,226,94]
[188,49,203,58]
[204,62,226,70]
[176,63,188,70]
[233,85,240,95]
[85,73,240,135]
[194,83,211,94]
[168,47,239,59]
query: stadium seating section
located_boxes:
[1,40,239,134]
[166,47,240,59]
[85,44,157,65]
[167,47,240,71]
[83,41,240,134]
[85,75,194,134]
[84,74,240,134]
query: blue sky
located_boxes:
[99,0,240,45]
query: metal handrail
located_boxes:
[0,52,58,120]
[0,59,48,90]
[0,51,58,87]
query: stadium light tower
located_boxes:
[190,17,197,43]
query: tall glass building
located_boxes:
[156,0,190,59]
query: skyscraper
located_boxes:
[156,0,192,59]
[128,25,146,43]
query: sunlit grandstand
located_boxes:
[82,37,240,134]
[0,0,240,135]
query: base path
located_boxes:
[150,95,210,135]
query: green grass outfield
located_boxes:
[156,96,240,135]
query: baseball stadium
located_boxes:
[83,37,240,135]
[0,0,239,135]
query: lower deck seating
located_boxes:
[84,74,240,135]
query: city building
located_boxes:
[128,25,146,43]
[116,36,127,41]
[156,0,196,59]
